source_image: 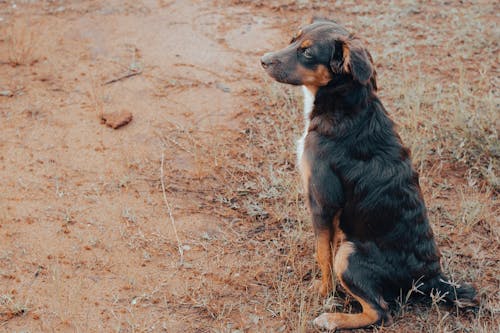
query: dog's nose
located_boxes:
[261,53,276,69]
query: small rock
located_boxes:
[215,82,231,93]
[101,110,133,129]
[0,90,13,97]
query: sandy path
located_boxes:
[0,1,283,331]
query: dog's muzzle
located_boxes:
[260,53,279,69]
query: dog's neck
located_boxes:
[316,76,375,114]
[306,76,378,137]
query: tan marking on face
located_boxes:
[297,64,332,88]
[300,39,313,49]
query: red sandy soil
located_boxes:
[0,1,498,332]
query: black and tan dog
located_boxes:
[261,19,477,330]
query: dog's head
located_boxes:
[261,19,376,92]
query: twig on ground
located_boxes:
[160,151,184,263]
[103,70,143,85]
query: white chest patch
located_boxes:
[297,86,315,189]
[296,86,314,165]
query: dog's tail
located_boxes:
[424,274,478,308]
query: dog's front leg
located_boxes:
[304,151,344,297]
[314,222,334,296]
[312,210,342,297]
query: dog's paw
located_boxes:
[313,313,338,331]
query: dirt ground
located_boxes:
[0,0,498,332]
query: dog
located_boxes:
[261,19,477,330]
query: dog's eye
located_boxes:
[303,48,313,59]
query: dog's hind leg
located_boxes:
[314,242,393,330]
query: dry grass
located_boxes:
[0,294,29,324]
[3,19,38,67]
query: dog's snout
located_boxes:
[261,53,277,69]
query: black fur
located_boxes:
[306,72,476,307]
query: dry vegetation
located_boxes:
[0,0,498,332]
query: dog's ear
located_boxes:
[330,37,374,85]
